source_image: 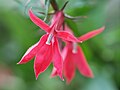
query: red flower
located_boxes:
[17,9,78,80]
[51,25,105,83]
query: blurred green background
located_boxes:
[0,0,120,90]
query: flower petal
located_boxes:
[64,45,76,84]
[78,26,105,42]
[52,38,63,80]
[51,67,58,78]
[62,46,68,60]
[34,43,53,79]
[74,46,94,78]
[17,34,48,64]
[29,9,50,33]
[56,31,79,42]
[51,11,64,30]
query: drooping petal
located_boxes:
[52,38,63,80]
[64,45,76,84]
[56,31,79,42]
[29,9,50,33]
[62,46,68,60]
[17,34,48,64]
[51,67,58,78]
[74,46,94,78]
[34,43,53,79]
[78,26,105,42]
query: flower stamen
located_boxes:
[72,42,77,53]
[46,34,53,45]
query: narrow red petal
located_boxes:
[29,9,50,33]
[78,26,105,42]
[17,34,48,64]
[56,31,79,42]
[17,43,38,64]
[51,67,58,78]
[64,45,76,84]
[34,43,53,79]
[74,46,94,78]
[62,46,68,60]
[52,38,63,80]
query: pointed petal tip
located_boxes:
[17,61,23,64]
[89,73,94,78]
[66,80,71,85]
[102,26,105,29]
[50,75,64,81]
[78,26,105,42]
[99,26,105,32]
[59,75,64,81]
[61,78,65,81]
[83,71,94,78]
[17,59,27,64]
[50,73,64,81]
[35,73,39,80]
[86,74,94,78]
[17,62,20,65]
[17,62,20,64]
[35,77,38,80]
[34,69,39,80]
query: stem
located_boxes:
[61,1,69,11]
[50,0,59,11]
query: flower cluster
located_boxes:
[17,2,105,84]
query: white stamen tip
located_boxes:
[72,49,77,53]
[46,34,53,45]
[72,42,77,53]
[46,41,51,45]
